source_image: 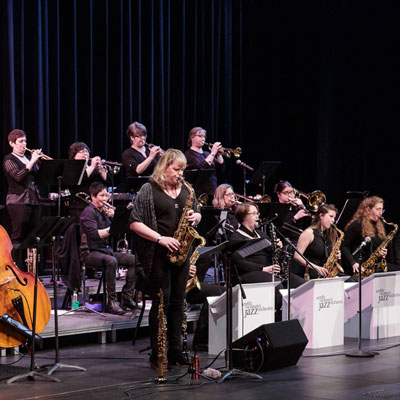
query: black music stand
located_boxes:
[196,207,223,241]
[36,160,86,217]
[336,192,367,231]
[38,217,88,375]
[249,161,281,197]
[198,239,265,382]
[115,176,150,194]
[184,168,214,196]
[7,217,65,384]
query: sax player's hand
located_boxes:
[336,250,341,260]
[187,210,201,226]
[263,264,280,274]
[159,236,181,251]
[352,263,365,273]
[189,265,197,277]
[380,248,387,259]
[314,265,329,277]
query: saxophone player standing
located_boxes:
[129,149,201,368]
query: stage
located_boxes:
[1,334,400,399]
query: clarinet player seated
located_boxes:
[230,203,285,320]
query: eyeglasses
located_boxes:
[134,134,147,138]
[248,212,260,217]
[195,134,206,139]
[224,193,235,197]
[281,190,294,196]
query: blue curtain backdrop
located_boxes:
[2,0,400,222]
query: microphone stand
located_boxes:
[345,247,378,358]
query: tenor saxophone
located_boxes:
[357,218,398,280]
[323,224,345,278]
[167,180,198,265]
[186,229,206,294]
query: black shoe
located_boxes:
[122,297,137,310]
[106,301,125,315]
[168,351,190,366]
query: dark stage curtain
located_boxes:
[2,0,400,224]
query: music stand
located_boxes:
[336,192,367,231]
[38,217,88,375]
[109,205,132,236]
[36,160,86,217]
[7,217,64,384]
[196,207,222,241]
[115,176,150,194]
[184,168,214,196]
[249,161,281,197]
[198,239,265,382]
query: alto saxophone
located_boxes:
[156,289,168,383]
[323,224,345,278]
[167,180,197,265]
[357,218,398,280]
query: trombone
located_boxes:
[235,193,271,204]
[75,192,116,211]
[204,142,242,158]
[291,188,326,213]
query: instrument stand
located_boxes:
[248,161,281,198]
[7,233,60,384]
[345,250,378,358]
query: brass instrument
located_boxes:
[146,142,165,157]
[235,193,271,204]
[205,142,242,158]
[116,233,131,254]
[291,188,326,213]
[167,180,197,265]
[100,159,121,175]
[323,224,344,278]
[186,229,206,294]
[25,148,53,160]
[156,289,167,383]
[356,217,398,280]
[197,193,209,207]
[75,192,116,211]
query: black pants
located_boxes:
[85,250,136,302]
[148,247,189,358]
[7,204,40,271]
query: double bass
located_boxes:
[0,225,51,348]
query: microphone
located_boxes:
[236,159,254,171]
[352,236,371,256]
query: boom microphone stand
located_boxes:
[346,244,378,358]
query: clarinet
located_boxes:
[269,222,282,280]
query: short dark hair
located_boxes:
[8,129,26,144]
[89,182,107,197]
[69,142,90,159]
[126,122,147,143]
[235,203,259,224]
[274,180,293,194]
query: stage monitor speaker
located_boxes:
[232,319,308,372]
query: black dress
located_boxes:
[122,147,157,177]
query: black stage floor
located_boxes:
[1,334,400,400]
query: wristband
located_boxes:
[210,153,216,157]
[156,235,162,244]
[106,227,110,234]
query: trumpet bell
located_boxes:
[232,147,242,158]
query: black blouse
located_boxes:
[122,147,158,177]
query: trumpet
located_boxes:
[25,148,53,160]
[75,192,116,211]
[145,142,165,156]
[204,142,242,158]
[290,188,326,213]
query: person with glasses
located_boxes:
[341,196,398,276]
[274,180,311,242]
[230,203,285,320]
[184,127,224,197]
[212,184,239,236]
[122,121,162,178]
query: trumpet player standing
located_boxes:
[80,182,137,314]
[184,126,224,197]
[122,121,161,178]
[3,129,43,271]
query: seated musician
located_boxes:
[274,180,311,242]
[186,264,225,351]
[230,203,284,320]
[293,204,342,280]
[3,129,44,270]
[184,127,224,197]
[67,141,111,222]
[80,182,137,314]
[212,184,239,236]
[341,196,399,276]
[122,121,162,178]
